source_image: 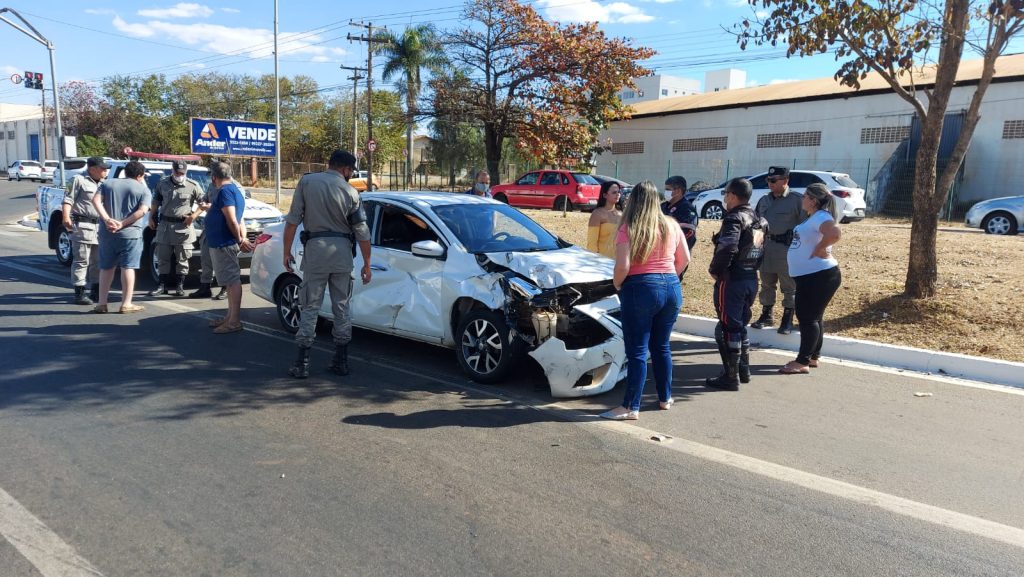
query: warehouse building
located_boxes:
[1,103,58,170]
[597,54,1024,217]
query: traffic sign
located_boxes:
[10,74,22,85]
[367,139,377,152]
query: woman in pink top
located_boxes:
[600,181,690,420]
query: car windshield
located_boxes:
[834,174,860,188]
[573,173,600,185]
[143,169,212,194]
[433,203,562,254]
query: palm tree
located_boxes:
[374,24,447,188]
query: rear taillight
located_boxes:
[254,233,272,246]
[831,189,850,198]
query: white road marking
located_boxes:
[0,487,104,576]
[3,258,1024,552]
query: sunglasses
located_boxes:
[767,177,786,183]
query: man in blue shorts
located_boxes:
[91,160,151,313]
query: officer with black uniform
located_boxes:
[662,175,698,254]
[706,177,768,391]
[148,160,204,296]
[283,150,373,379]
[751,166,804,334]
[61,156,110,305]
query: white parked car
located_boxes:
[249,192,626,397]
[694,170,868,223]
[964,196,1023,235]
[41,160,58,181]
[52,157,95,185]
[7,160,43,181]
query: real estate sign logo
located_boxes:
[190,118,276,157]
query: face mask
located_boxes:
[474,182,490,194]
[662,189,672,201]
[172,174,184,184]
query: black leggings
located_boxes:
[793,266,842,365]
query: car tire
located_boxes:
[982,211,1018,236]
[493,193,509,204]
[149,248,161,284]
[275,275,303,333]
[701,201,724,220]
[15,173,21,182]
[455,308,522,384]
[55,228,73,266]
[554,196,573,212]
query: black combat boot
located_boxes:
[750,306,773,329]
[213,285,228,300]
[89,283,99,302]
[705,350,740,391]
[329,344,350,376]
[74,286,93,305]
[173,274,186,297]
[148,274,169,297]
[189,283,213,299]
[777,308,795,335]
[288,347,311,379]
[739,340,751,384]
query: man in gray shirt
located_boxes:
[61,156,109,305]
[91,160,152,314]
[752,166,804,334]
[282,150,372,378]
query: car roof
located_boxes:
[364,191,499,208]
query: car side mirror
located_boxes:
[411,240,445,258]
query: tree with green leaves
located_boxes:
[738,0,1024,298]
[373,24,448,188]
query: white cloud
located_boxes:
[84,8,116,15]
[538,0,654,24]
[2,65,21,77]
[137,3,214,19]
[768,78,799,85]
[111,17,346,61]
[222,7,240,13]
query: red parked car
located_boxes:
[491,170,602,211]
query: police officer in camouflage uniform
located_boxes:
[751,166,804,334]
[706,178,768,391]
[62,156,110,305]
[283,150,372,379]
[148,160,204,297]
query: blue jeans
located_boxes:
[618,273,682,411]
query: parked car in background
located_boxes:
[490,170,602,211]
[592,175,633,204]
[349,170,380,192]
[965,196,1023,235]
[7,160,43,181]
[52,157,93,185]
[693,170,867,223]
[250,191,626,397]
[41,160,58,182]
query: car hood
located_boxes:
[244,198,284,219]
[483,245,613,289]
[972,196,1024,208]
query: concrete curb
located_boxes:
[674,314,1024,390]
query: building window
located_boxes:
[661,89,668,96]
[0,131,5,140]
[621,90,635,100]
[7,131,14,140]
[756,131,822,148]
[1002,120,1024,139]
[612,141,644,155]
[860,126,910,144]
[673,136,728,152]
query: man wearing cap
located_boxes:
[751,166,804,334]
[282,150,373,379]
[61,156,110,305]
[148,160,204,297]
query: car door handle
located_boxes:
[370,264,388,271]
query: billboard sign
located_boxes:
[190,117,277,157]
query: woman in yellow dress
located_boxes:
[587,181,623,258]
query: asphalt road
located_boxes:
[1,179,1022,577]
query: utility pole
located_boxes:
[40,87,47,160]
[273,0,281,206]
[348,22,387,191]
[339,65,366,161]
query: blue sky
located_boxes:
[2,1,1021,109]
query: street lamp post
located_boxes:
[1,7,65,186]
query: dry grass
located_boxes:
[253,192,1024,363]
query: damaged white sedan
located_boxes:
[249,192,626,397]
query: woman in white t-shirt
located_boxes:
[780,183,842,374]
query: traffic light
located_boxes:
[23,71,43,90]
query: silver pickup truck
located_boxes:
[36,160,284,282]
